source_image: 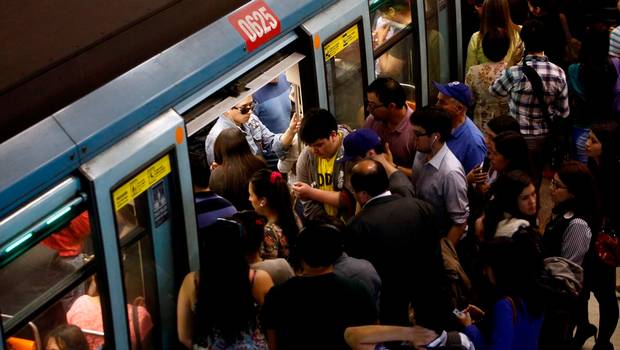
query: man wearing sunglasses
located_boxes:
[205,95,300,166]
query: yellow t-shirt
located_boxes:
[317,152,338,216]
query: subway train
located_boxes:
[0,0,464,348]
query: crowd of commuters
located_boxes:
[175,1,620,349]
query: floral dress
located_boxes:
[465,61,510,130]
[193,325,268,350]
[259,223,289,259]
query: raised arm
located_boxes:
[345,325,438,350]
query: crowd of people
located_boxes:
[180,0,620,349]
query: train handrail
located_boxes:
[80,328,105,337]
[1,314,41,350]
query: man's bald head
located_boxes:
[351,159,389,198]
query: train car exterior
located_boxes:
[0,0,463,348]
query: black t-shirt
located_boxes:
[261,273,377,350]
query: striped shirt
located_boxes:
[609,26,620,58]
[490,55,569,135]
[561,217,592,266]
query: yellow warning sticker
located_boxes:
[324,25,359,62]
[113,155,172,211]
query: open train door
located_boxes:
[80,110,196,349]
[301,0,374,128]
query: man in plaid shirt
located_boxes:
[490,19,569,186]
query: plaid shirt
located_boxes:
[490,55,569,135]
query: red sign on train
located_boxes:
[227,1,281,52]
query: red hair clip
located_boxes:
[270,171,283,184]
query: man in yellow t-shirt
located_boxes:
[292,109,353,220]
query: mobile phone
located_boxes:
[478,160,485,172]
[453,308,465,318]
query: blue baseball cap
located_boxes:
[433,81,473,107]
[340,128,382,162]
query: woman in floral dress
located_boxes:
[466,27,511,130]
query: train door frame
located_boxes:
[80,110,195,349]
[416,0,430,105]
[182,48,307,138]
[301,0,374,122]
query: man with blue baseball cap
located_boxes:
[342,128,414,198]
[434,81,487,175]
[341,128,384,162]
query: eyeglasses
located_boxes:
[414,131,429,137]
[550,178,567,189]
[232,103,254,114]
[367,101,385,110]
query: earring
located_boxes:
[260,202,265,207]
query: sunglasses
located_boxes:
[232,103,254,114]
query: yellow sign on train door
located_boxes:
[324,25,359,62]
[112,154,172,211]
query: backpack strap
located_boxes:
[521,60,553,127]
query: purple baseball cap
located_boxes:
[340,128,382,162]
[433,81,473,107]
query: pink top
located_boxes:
[364,107,416,167]
[67,295,154,349]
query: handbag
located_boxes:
[594,224,620,267]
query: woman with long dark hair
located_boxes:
[209,127,267,210]
[177,219,273,349]
[465,0,523,72]
[488,131,531,176]
[544,161,599,266]
[249,169,299,259]
[457,234,545,349]
[477,170,537,241]
[231,210,295,285]
[540,161,600,349]
[572,125,620,350]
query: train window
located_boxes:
[120,234,156,349]
[374,32,417,105]
[112,157,166,349]
[370,0,413,51]
[8,274,102,350]
[324,23,367,128]
[0,210,94,336]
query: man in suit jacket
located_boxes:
[346,159,452,330]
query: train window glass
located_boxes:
[374,32,417,107]
[115,203,141,241]
[324,23,367,128]
[120,233,157,349]
[0,210,94,331]
[370,0,413,50]
[6,273,101,350]
[424,0,453,102]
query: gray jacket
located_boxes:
[295,125,353,220]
